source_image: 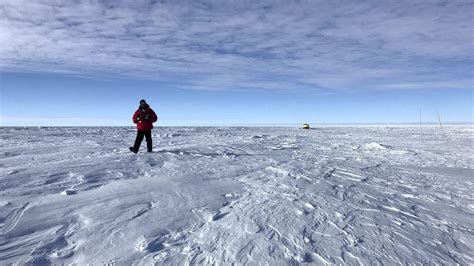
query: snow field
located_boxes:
[0,126,473,264]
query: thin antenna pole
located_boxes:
[419,108,422,132]
[436,109,448,141]
[419,108,422,142]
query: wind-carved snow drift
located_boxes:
[0,126,473,264]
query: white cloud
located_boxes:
[0,115,127,126]
[0,0,472,91]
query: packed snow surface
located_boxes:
[1,126,473,264]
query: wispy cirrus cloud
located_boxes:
[0,0,472,91]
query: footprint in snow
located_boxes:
[212,211,229,221]
[304,202,315,209]
[136,231,171,253]
[60,190,77,195]
[192,207,229,223]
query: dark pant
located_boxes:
[133,130,152,152]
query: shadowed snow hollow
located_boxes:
[0,126,473,264]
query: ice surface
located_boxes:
[0,126,473,264]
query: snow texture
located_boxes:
[0,126,473,264]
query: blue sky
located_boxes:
[0,0,472,126]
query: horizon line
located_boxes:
[1,122,473,128]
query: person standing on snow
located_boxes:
[130,99,158,153]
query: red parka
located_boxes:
[132,104,158,130]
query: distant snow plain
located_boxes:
[0,126,473,264]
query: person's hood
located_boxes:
[139,103,150,109]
